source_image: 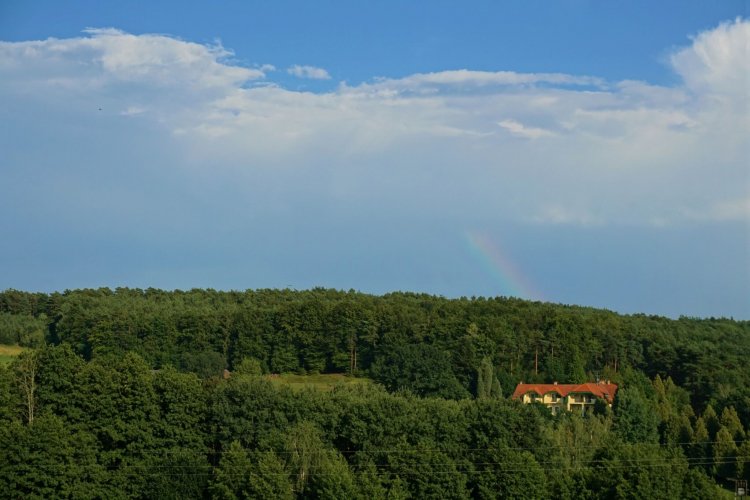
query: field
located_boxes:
[0,344,24,365]
[264,372,372,391]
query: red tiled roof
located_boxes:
[511,382,618,403]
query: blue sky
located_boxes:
[1,1,748,318]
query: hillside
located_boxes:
[0,287,748,497]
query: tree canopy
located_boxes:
[0,287,747,497]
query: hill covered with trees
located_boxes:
[0,287,748,497]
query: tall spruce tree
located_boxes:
[476,357,501,399]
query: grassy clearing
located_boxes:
[264,372,372,392]
[0,344,25,365]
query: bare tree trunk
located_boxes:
[17,350,39,425]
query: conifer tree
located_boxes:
[246,450,293,500]
[719,406,745,440]
[703,404,720,439]
[210,440,252,500]
[712,427,737,479]
[736,440,750,481]
[691,416,710,473]
[476,357,501,399]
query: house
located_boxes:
[511,381,618,415]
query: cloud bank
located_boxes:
[1,20,747,228]
[0,20,747,316]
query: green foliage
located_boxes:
[210,440,254,500]
[737,440,750,481]
[151,366,206,450]
[613,387,659,444]
[303,449,357,499]
[180,350,226,379]
[370,343,469,399]
[0,344,25,366]
[350,460,388,499]
[234,356,264,376]
[0,415,109,499]
[719,406,745,440]
[0,348,741,498]
[394,448,470,499]
[590,441,689,499]
[690,416,710,472]
[1,287,747,421]
[712,426,737,479]
[703,404,720,438]
[653,375,695,446]
[0,288,748,497]
[246,450,294,500]
[476,357,502,399]
[473,444,546,499]
[264,372,372,392]
[680,468,724,500]
[0,312,46,347]
[285,420,329,494]
[143,448,210,500]
[210,442,292,500]
[0,365,15,421]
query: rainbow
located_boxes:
[465,230,543,301]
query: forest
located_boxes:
[0,287,748,498]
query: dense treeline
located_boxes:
[0,287,749,497]
[1,287,748,417]
[1,344,748,498]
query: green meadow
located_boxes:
[0,344,24,365]
[264,372,373,392]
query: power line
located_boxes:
[35,438,742,458]
[3,459,743,478]
[3,455,744,472]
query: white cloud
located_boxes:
[121,105,146,116]
[0,22,747,229]
[683,198,750,222]
[497,119,556,139]
[529,206,605,226]
[374,69,601,88]
[287,64,331,80]
[670,18,749,98]
[0,27,267,91]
